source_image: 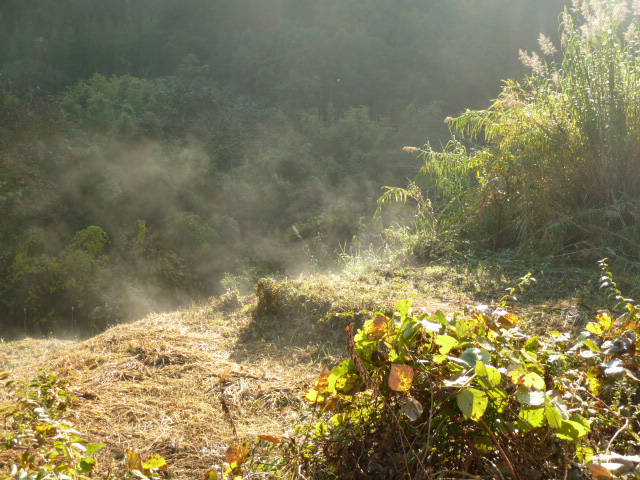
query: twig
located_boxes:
[479,418,520,480]
[606,417,629,453]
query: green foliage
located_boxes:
[238,268,640,478]
[385,0,640,257]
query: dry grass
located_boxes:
[0,295,329,478]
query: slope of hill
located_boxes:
[0,263,604,477]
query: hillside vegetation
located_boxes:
[2,0,640,479]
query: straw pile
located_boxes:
[0,297,327,478]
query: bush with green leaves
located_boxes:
[234,268,639,479]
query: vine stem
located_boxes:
[479,418,520,480]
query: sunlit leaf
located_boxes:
[519,406,546,428]
[258,435,283,444]
[475,361,501,387]
[335,373,358,393]
[435,335,458,355]
[225,444,249,466]
[524,336,540,352]
[142,455,167,471]
[508,369,545,390]
[305,388,325,404]
[582,339,602,352]
[515,385,545,406]
[205,469,220,480]
[496,312,519,328]
[396,300,412,318]
[456,388,488,421]
[586,322,604,335]
[388,364,414,392]
[596,313,613,330]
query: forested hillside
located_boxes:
[0,0,568,336]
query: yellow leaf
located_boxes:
[142,454,167,471]
[365,315,390,340]
[388,364,415,392]
[204,469,219,480]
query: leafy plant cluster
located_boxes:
[0,371,166,480]
[233,269,639,479]
[385,0,640,259]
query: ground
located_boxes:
[0,260,610,478]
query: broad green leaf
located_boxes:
[434,310,448,326]
[569,413,590,434]
[86,443,106,456]
[508,369,545,390]
[305,389,326,404]
[544,403,563,429]
[459,347,491,367]
[519,406,546,428]
[335,373,358,393]
[514,385,545,406]
[456,388,488,421]
[582,339,601,353]
[487,388,509,413]
[435,335,458,355]
[396,300,413,318]
[388,364,415,392]
[475,361,501,387]
[554,419,585,441]
[596,313,613,330]
[524,336,540,352]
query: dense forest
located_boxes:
[0,0,569,336]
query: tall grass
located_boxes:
[395,0,640,258]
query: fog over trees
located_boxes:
[0,0,569,336]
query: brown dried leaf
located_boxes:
[587,464,617,480]
[315,371,331,392]
[388,364,415,392]
[258,435,283,444]
[127,449,143,472]
[225,444,250,466]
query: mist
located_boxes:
[0,0,570,338]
